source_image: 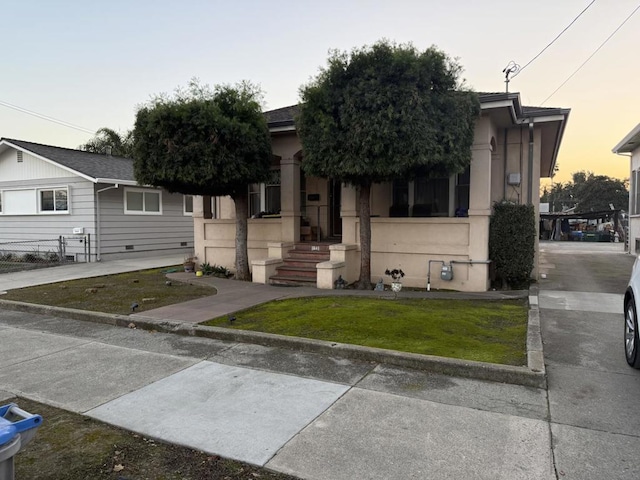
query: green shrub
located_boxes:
[201,262,231,278]
[489,202,535,289]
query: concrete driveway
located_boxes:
[538,241,640,479]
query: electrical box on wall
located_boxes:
[72,227,84,234]
[507,173,521,186]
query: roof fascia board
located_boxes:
[517,114,567,124]
[612,123,640,153]
[480,99,519,124]
[269,124,297,133]
[95,178,138,186]
[0,139,98,183]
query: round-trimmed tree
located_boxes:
[132,81,272,280]
[297,41,480,288]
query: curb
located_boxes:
[0,296,547,389]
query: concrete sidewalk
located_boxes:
[0,256,549,478]
[0,308,552,479]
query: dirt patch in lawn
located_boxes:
[1,267,215,315]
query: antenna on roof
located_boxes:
[502,61,520,93]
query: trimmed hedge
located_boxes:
[489,202,536,289]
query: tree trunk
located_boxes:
[355,183,372,290]
[233,194,251,281]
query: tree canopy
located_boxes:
[79,128,134,157]
[297,40,480,288]
[133,81,272,197]
[132,80,273,280]
[297,41,480,185]
[541,171,628,213]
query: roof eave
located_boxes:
[612,123,640,154]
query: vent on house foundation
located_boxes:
[180,242,187,247]
[65,255,75,262]
[125,245,134,250]
[17,151,23,163]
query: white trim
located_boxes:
[613,123,640,154]
[123,187,163,215]
[269,125,297,133]
[37,186,70,214]
[0,140,97,183]
[95,177,137,186]
[183,194,194,216]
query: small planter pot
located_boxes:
[183,262,195,273]
[391,281,402,293]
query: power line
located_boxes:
[513,0,596,79]
[0,99,96,134]
[541,2,640,105]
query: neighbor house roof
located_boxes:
[612,123,640,154]
[0,138,136,184]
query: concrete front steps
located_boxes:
[269,243,331,286]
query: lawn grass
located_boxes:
[1,267,215,315]
[12,397,297,480]
[202,297,528,365]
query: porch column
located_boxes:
[280,156,301,243]
[341,184,358,244]
[467,119,493,291]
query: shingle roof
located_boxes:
[1,138,135,182]
[264,105,300,126]
[262,92,561,126]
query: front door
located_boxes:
[329,179,342,238]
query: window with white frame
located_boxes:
[249,169,281,217]
[39,187,69,213]
[184,195,194,215]
[124,188,162,215]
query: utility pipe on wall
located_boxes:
[527,121,534,204]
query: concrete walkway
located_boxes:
[0,252,552,478]
[0,254,183,293]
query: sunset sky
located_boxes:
[1,0,638,186]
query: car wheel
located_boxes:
[624,295,640,368]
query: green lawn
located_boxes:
[202,297,528,365]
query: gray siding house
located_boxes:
[0,138,194,261]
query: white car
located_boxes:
[625,255,640,368]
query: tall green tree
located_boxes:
[80,127,134,157]
[297,41,480,288]
[540,171,628,213]
[132,80,272,280]
[571,171,628,212]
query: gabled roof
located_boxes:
[612,123,640,154]
[0,138,135,184]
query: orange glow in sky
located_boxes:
[0,1,638,188]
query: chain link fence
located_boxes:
[0,236,90,274]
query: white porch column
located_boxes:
[466,117,493,291]
[280,157,301,243]
[340,184,358,244]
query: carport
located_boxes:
[540,209,622,243]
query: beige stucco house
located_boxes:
[613,123,640,252]
[192,92,570,292]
